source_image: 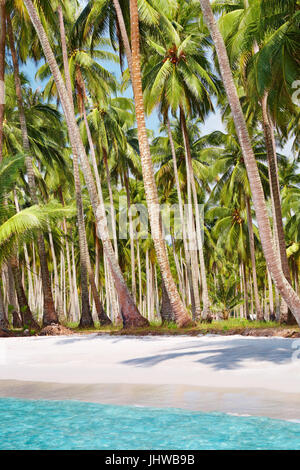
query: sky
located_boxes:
[19,2,293,158]
[20,54,226,139]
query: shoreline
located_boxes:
[0,379,300,421]
[1,334,300,420]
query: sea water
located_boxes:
[0,397,299,450]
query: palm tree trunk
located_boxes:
[161,277,174,323]
[71,241,80,322]
[0,284,8,328]
[10,256,39,329]
[48,227,63,318]
[74,155,94,329]
[92,227,111,325]
[261,93,294,278]
[241,261,250,319]
[103,149,119,259]
[137,238,143,312]
[180,108,210,319]
[124,171,137,301]
[57,5,94,328]
[112,0,132,75]
[15,190,35,312]
[128,0,192,327]
[86,254,111,325]
[246,196,263,320]
[244,1,294,324]
[5,263,20,326]
[59,5,110,327]
[7,15,58,326]
[79,109,111,325]
[261,94,295,325]
[267,268,275,320]
[23,0,148,328]
[171,237,185,305]
[199,0,300,325]
[166,117,197,318]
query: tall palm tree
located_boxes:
[141,2,221,319]
[23,0,148,328]
[39,4,114,325]
[7,12,59,326]
[208,128,270,321]
[198,0,300,324]
[216,0,300,323]
[127,0,192,327]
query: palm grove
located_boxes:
[0,0,299,332]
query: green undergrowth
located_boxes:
[7,318,299,337]
[67,318,298,336]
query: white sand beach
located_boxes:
[1,334,300,419]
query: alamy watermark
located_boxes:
[292,80,300,107]
[0,80,4,105]
[96,198,205,250]
[292,340,300,364]
[0,342,6,365]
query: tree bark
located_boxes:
[199,0,300,325]
[124,171,137,301]
[260,94,296,324]
[112,0,132,75]
[166,117,196,319]
[128,0,192,327]
[267,268,275,321]
[180,108,210,319]
[160,277,174,323]
[103,148,119,259]
[0,283,8,328]
[10,256,39,329]
[57,5,94,328]
[246,196,263,320]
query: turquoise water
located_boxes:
[0,397,300,450]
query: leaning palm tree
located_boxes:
[23,0,148,328]
[198,0,300,324]
[216,0,300,324]
[76,0,192,326]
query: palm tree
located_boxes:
[23,0,148,328]
[216,0,300,323]
[0,152,70,329]
[7,12,59,326]
[39,5,114,326]
[141,2,221,319]
[127,0,192,327]
[198,0,300,324]
[208,128,270,321]
[0,200,72,330]
[84,97,141,301]
[77,0,192,326]
[208,268,243,321]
